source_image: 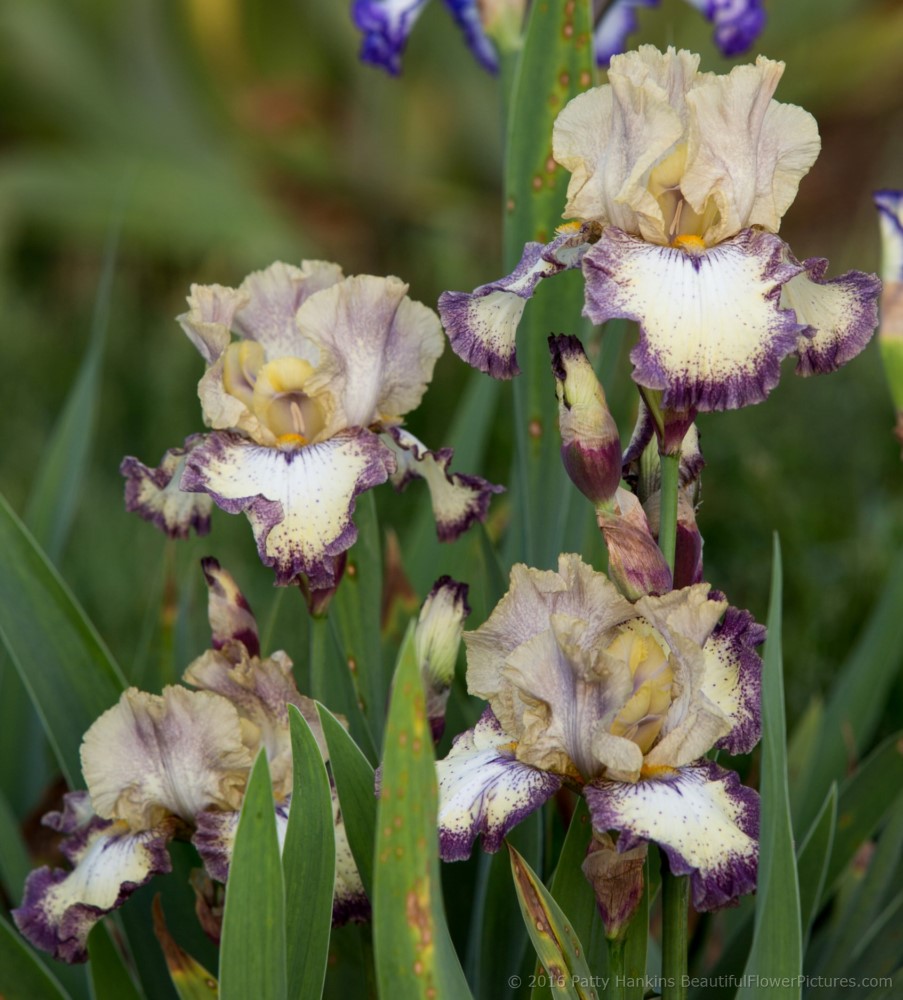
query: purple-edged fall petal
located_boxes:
[582,228,806,412]
[436,709,562,861]
[384,427,503,541]
[182,430,395,589]
[13,815,173,964]
[80,686,254,830]
[120,436,213,539]
[439,223,597,379]
[585,760,758,911]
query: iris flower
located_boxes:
[874,190,903,444]
[13,560,367,963]
[440,46,880,416]
[352,0,765,75]
[436,553,763,911]
[121,261,500,592]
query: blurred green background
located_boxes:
[1,0,902,821]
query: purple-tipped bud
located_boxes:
[415,576,470,740]
[598,490,672,600]
[200,557,260,657]
[581,831,647,941]
[549,335,622,507]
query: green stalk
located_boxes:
[657,451,680,575]
[658,448,688,1000]
[608,938,626,1000]
[661,861,689,1000]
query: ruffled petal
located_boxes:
[178,284,249,365]
[353,0,430,75]
[701,604,764,755]
[81,686,254,829]
[184,646,325,799]
[585,760,758,910]
[681,57,820,242]
[443,0,499,72]
[437,710,562,861]
[182,430,395,589]
[682,0,766,57]
[234,261,344,362]
[583,228,806,411]
[13,817,173,963]
[384,427,504,541]
[592,0,658,66]
[199,557,260,656]
[120,436,213,539]
[439,224,597,379]
[784,256,881,377]
[299,274,444,431]
[553,48,699,241]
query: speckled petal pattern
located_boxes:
[439,224,596,378]
[13,818,173,963]
[437,710,562,861]
[120,435,213,539]
[585,759,758,910]
[384,427,503,541]
[583,228,806,411]
[182,430,395,589]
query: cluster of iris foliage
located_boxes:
[1,3,903,1000]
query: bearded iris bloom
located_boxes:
[121,261,500,591]
[441,46,880,416]
[13,561,367,963]
[436,553,763,910]
[352,0,765,76]
[874,190,903,443]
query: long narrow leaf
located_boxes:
[87,923,144,1000]
[738,537,802,999]
[503,0,595,569]
[283,706,335,999]
[218,753,286,1000]
[0,491,126,787]
[316,703,377,899]
[509,843,599,1000]
[373,626,471,999]
[0,915,71,1000]
[795,784,837,947]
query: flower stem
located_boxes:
[658,451,680,575]
[661,857,689,1000]
[608,937,626,1000]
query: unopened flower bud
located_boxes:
[874,191,903,450]
[598,489,672,599]
[298,553,347,618]
[549,334,622,507]
[581,831,647,941]
[415,576,470,740]
[480,0,526,52]
[644,490,704,589]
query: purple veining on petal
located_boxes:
[385,426,504,541]
[585,760,759,911]
[182,430,395,590]
[583,228,806,412]
[788,257,882,377]
[440,224,597,379]
[442,0,499,72]
[121,434,213,540]
[437,709,562,862]
[705,604,765,756]
[353,0,430,75]
[13,824,173,964]
[592,0,658,66]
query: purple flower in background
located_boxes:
[352,0,766,76]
